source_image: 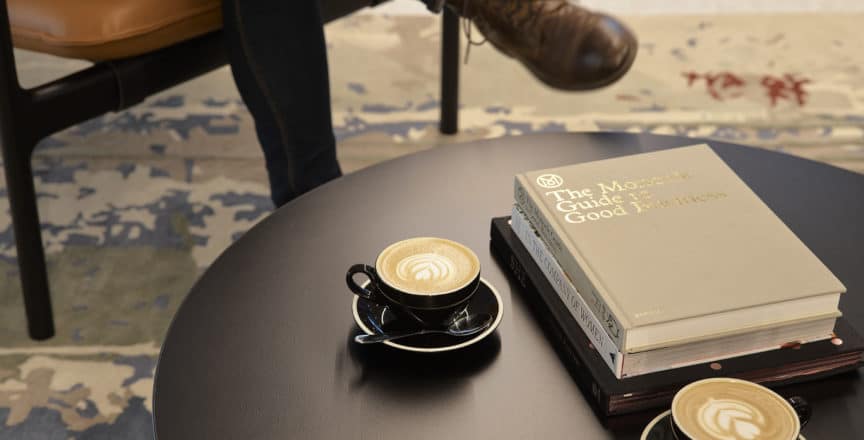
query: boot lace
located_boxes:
[461,0,568,64]
[461,0,487,64]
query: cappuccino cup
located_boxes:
[346,237,481,325]
[670,378,810,440]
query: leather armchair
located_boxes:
[7,0,382,60]
[0,0,460,340]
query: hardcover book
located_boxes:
[514,144,845,353]
[510,206,837,379]
[490,216,864,415]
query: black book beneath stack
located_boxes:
[489,216,864,416]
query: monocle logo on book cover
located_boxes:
[536,174,564,189]
[541,171,729,224]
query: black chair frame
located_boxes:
[0,0,460,340]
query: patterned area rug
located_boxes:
[2,12,863,438]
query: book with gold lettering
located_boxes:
[490,216,864,415]
[514,144,846,354]
[511,206,840,378]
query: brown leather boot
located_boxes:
[442,0,637,91]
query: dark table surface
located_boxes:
[153,133,864,439]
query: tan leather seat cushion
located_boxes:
[8,0,222,61]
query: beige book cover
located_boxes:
[514,145,845,343]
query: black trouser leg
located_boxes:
[222,0,341,208]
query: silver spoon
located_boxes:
[355,313,494,345]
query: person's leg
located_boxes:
[223,0,341,208]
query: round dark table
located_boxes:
[153,133,864,439]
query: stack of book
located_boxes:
[490,144,864,415]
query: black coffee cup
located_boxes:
[346,237,481,326]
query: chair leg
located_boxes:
[439,6,459,134]
[1,0,54,340]
[1,138,55,340]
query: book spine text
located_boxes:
[511,206,624,377]
[489,221,613,414]
[515,176,626,348]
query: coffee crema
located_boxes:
[376,237,480,295]
[672,379,799,440]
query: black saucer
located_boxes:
[352,277,503,353]
[641,410,675,440]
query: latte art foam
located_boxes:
[377,237,479,294]
[698,398,767,439]
[396,253,456,283]
[673,380,799,440]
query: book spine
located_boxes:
[514,176,626,348]
[489,220,613,415]
[511,206,624,377]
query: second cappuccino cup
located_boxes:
[346,237,481,325]
[670,378,810,440]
